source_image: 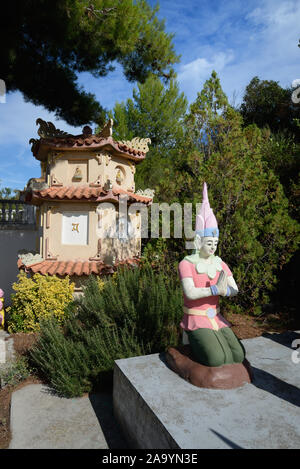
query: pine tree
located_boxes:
[0,0,179,125]
[109,74,188,198]
[239,77,300,138]
[186,70,229,159]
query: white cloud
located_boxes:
[244,0,299,80]
[0,91,81,147]
[175,0,300,105]
[0,92,83,189]
[247,0,298,27]
[178,51,235,100]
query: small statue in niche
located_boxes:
[166,183,252,389]
[73,167,83,181]
[104,179,113,191]
[116,167,124,185]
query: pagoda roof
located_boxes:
[24,185,153,205]
[29,118,151,163]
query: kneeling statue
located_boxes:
[166,183,252,389]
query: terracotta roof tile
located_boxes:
[47,261,60,275]
[57,261,68,276]
[68,261,77,275]
[18,259,139,277]
[111,186,152,203]
[30,185,152,205]
[31,136,146,163]
[82,261,90,276]
[40,262,51,275]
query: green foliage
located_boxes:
[186,70,229,159]
[239,76,300,138]
[238,76,300,311]
[259,130,300,221]
[0,357,31,388]
[175,77,299,313]
[111,75,187,148]
[108,75,187,197]
[7,272,75,333]
[0,0,179,125]
[30,266,183,397]
[0,184,20,200]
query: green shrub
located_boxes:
[7,272,75,333]
[30,265,183,397]
[0,356,31,388]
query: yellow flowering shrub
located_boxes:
[96,272,118,291]
[96,277,106,291]
[7,272,75,333]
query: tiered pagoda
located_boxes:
[18,118,153,291]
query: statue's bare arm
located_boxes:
[181,271,238,300]
[181,278,212,300]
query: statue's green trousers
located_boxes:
[187,327,246,367]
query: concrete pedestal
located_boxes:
[113,331,300,449]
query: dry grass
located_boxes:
[11,332,39,356]
[226,309,299,340]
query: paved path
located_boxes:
[9,384,128,449]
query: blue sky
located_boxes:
[0,0,299,191]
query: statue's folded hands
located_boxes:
[215,269,228,297]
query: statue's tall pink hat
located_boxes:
[195,182,219,238]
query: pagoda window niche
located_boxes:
[73,167,83,182]
[68,160,88,184]
[115,166,125,186]
[62,212,89,245]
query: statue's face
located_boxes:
[197,236,219,257]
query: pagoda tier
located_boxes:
[24,184,152,206]
[29,118,151,163]
[18,119,154,287]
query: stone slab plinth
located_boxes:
[113,331,300,449]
